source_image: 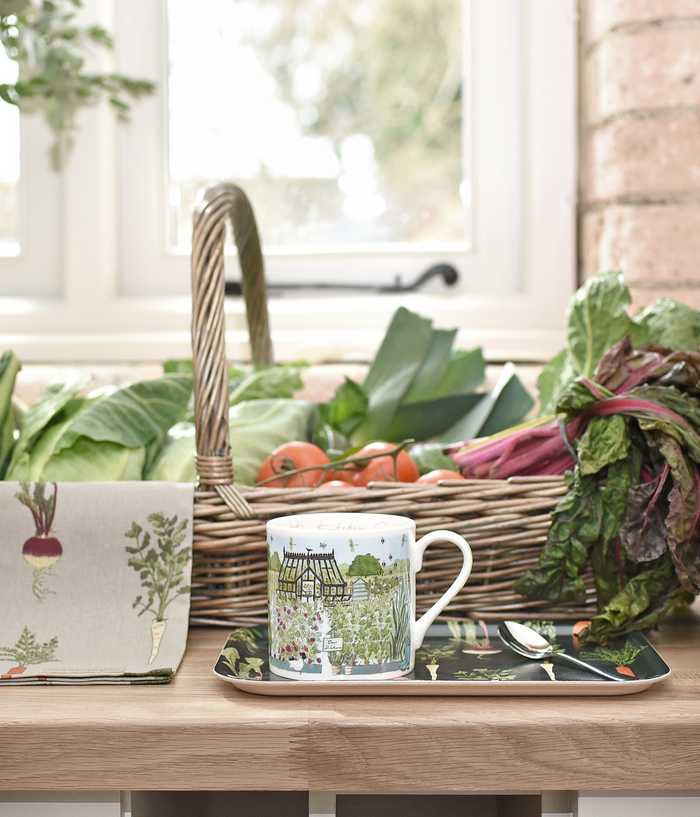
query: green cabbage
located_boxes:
[147,399,316,486]
[6,375,192,481]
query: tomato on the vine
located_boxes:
[257,441,330,488]
[352,441,419,486]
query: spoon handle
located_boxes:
[553,651,627,682]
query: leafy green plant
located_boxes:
[417,644,456,663]
[580,642,646,667]
[347,553,383,576]
[453,668,516,682]
[270,596,322,667]
[390,578,410,662]
[319,307,532,445]
[329,594,394,667]
[147,398,316,485]
[0,625,58,673]
[0,0,155,169]
[125,513,190,665]
[220,633,265,679]
[6,374,192,482]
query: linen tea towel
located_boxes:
[0,481,193,684]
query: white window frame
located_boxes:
[0,0,576,363]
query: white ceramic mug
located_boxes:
[266,512,472,681]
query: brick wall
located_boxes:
[579,0,700,306]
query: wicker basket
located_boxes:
[189,184,596,626]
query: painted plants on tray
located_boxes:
[125,513,190,665]
[215,619,669,686]
[268,535,411,676]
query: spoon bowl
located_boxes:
[498,621,626,682]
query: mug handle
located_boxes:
[410,530,473,649]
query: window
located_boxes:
[167,0,465,252]
[0,0,576,361]
[0,46,19,254]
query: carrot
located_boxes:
[616,665,636,678]
[149,619,167,665]
[1,665,26,680]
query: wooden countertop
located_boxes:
[1,608,699,794]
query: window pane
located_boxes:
[167,0,465,251]
[0,48,19,253]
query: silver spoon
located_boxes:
[497,621,627,682]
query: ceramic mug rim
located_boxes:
[267,511,416,536]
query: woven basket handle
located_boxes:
[190,183,273,504]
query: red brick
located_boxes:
[581,204,700,287]
[583,27,700,123]
[582,112,700,201]
[582,0,700,44]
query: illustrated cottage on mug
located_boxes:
[278,547,351,604]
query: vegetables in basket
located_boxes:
[318,307,533,447]
[6,375,192,481]
[147,399,316,486]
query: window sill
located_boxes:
[0,293,564,363]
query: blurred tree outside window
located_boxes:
[167,0,466,252]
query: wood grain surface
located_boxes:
[1,606,699,793]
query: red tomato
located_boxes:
[416,469,466,485]
[257,442,330,488]
[352,442,419,486]
[317,480,354,491]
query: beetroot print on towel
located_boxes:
[16,483,62,600]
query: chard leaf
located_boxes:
[590,449,642,604]
[537,349,573,416]
[515,471,601,603]
[556,379,612,414]
[584,554,679,642]
[538,272,636,414]
[633,298,700,351]
[656,436,700,592]
[577,415,629,475]
[620,480,668,563]
[567,271,636,378]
